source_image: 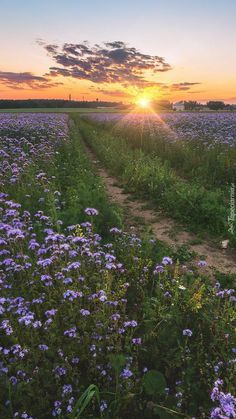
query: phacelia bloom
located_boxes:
[111,313,120,321]
[62,384,72,396]
[120,368,133,379]
[132,338,142,345]
[37,258,53,267]
[210,379,236,418]
[162,256,173,265]
[38,344,49,351]
[153,264,164,274]
[52,400,62,416]
[80,309,90,316]
[85,208,99,216]
[100,400,108,412]
[71,357,80,364]
[124,320,138,328]
[18,314,34,326]
[45,309,57,317]
[63,290,82,301]
[197,260,207,267]
[53,366,67,377]
[0,320,13,335]
[10,376,18,386]
[41,274,53,286]
[64,327,77,338]
[110,227,122,234]
[183,329,193,337]
[67,261,81,270]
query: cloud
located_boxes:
[41,40,172,87]
[170,82,201,91]
[93,88,133,98]
[0,71,62,90]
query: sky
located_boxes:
[0,0,236,103]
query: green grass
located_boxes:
[86,118,236,189]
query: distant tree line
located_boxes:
[206,101,228,110]
[0,99,122,109]
[183,100,235,111]
[153,100,235,111]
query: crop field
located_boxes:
[0,112,235,419]
[84,112,236,146]
[0,108,123,114]
[81,112,236,243]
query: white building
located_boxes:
[173,101,185,111]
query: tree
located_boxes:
[183,101,199,110]
[207,101,225,110]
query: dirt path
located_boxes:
[85,144,236,275]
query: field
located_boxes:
[0,108,124,114]
[0,112,235,419]
[79,112,236,243]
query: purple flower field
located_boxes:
[0,113,68,189]
[0,113,235,418]
[84,111,236,146]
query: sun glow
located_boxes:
[136,97,151,109]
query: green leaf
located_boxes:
[70,384,100,418]
[109,353,127,374]
[143,370,167,395]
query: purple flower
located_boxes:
[132,338,142,345]
[18,314,34,326]
[53,366,67,377]
[64,327,77,338]
[124,320,138,328]
[100,400,108,412]
[67,261,81,270]
[120,368,133,379]
[162,256,173,265]
[38,344,49,351]
[10,376,17,386]
[45,309,57,317]
[210,379,236,418]
[110,227,122,234]
[197,260,207,267]
[63,290,82,301]
[37,258,53,267]
[62,384,72,396]
[183,329,193,337]
[85,208,99,216]
[80,309,90,316]
[111,313,120,321]
[153,264,164,274]
[0,320,13,335]
[41,274,53,286]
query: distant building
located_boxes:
[173,101,185,111]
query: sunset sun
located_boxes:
[136,97,151,108]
